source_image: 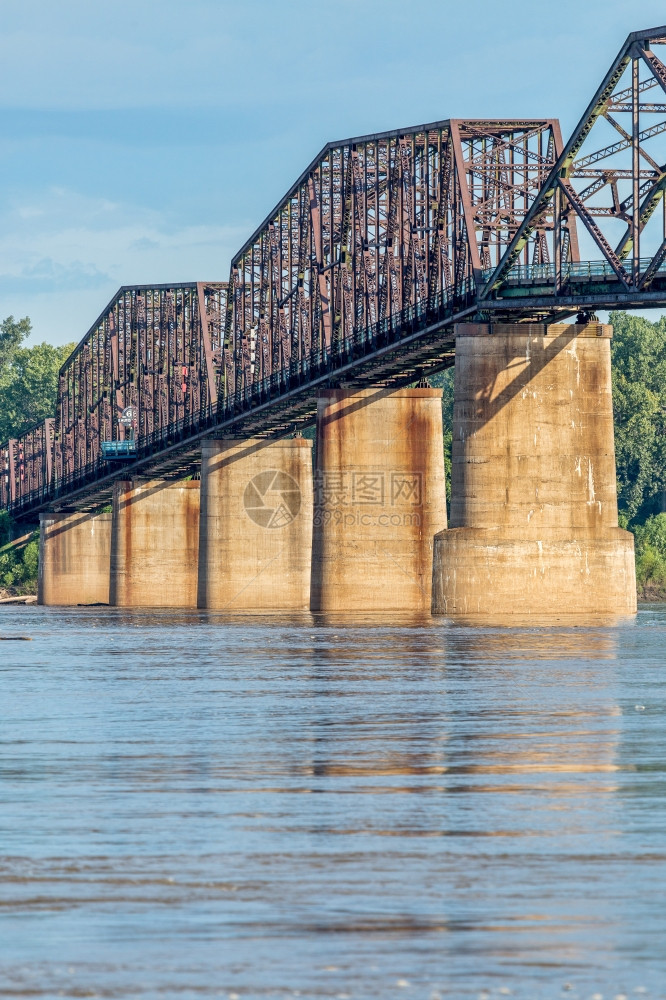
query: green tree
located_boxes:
[0,315,31,376]
[610,310,666,522]
[634,511,666,556]
[633,513,666,598]
[0,337,75,442]
[0,532,40,594]
[428,367,454,502]
[0,510,11,546]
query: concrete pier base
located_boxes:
[110,480,200,607]
[310,388,448,612]
[432,322,637,618]
[38,511,112,606]
[198,438,313,610]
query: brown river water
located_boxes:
[1,605,666,1000]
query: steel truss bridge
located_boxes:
[3,26,666,521]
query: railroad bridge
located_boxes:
[4,26,666,617]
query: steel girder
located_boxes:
[0,420,53,511]
[229,119,563,398]
[1,282,227,513]
[481,25,666,306]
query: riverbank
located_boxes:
[638,583,666,601]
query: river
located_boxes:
[1,605,665,999]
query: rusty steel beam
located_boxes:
[229,118,561,400]
[50,282,228,486]
[481,25,666,301]
[1,283,227,515]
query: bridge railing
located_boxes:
[483,256,666,295]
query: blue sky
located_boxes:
[1,0,665,345]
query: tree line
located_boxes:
[1,310,666,597]
[0,316,74,443]
[611,311,666,597]
[0,317,74,592]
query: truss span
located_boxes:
[3,26,666,520]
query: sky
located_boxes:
[1,0,665,346]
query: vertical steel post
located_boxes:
[632,51,641,284]
[8,439,16,505]
[197,282,219,415]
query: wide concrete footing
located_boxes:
[432,322,637,618]
[38,511,112,606]
[435,528,636,617]
[110,480,200,607]
[198,438,313,610]
[311,388,448,612]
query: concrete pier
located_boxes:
[38,511,112,606]
[310,388,448,612]
[110,480,200,607]
[198,438,313,610]
[432,322,636,618]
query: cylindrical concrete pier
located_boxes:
[310,388,448,612]
[38,511,112,606]
[110,480,200,607]
[432,322,636,618]
[198,438,313,610]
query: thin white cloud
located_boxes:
[0,186,246,344]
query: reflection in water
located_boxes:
[447,612,636,629]
[0,605,664,999]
